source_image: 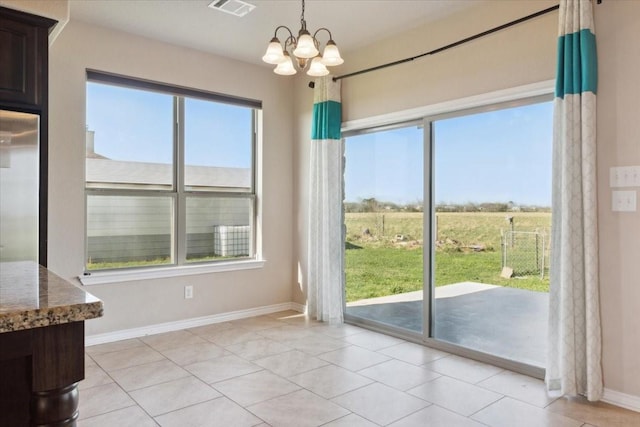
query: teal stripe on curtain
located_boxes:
[311,100,342,140]
[555,28,598,98]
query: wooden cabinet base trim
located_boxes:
[30,383,79,427]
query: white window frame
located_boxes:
[80,71,263,285]
[341,80,555,133]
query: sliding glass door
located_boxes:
[343,122,424,334]
[343,95,553,371]
[429,98,553,368]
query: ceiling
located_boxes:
[70,0,482,69]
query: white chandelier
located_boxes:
[262,0,343,76]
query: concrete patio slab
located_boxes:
[346,282,547,367]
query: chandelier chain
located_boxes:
[301,0,305,23]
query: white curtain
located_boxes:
[307,76,344,324]
[546,0,602,401]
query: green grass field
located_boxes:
[345,211,551,302]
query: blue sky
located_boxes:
[86,82,252,169]
[88,82,552,207]
[345,126,425,205]
[345,101,553,206]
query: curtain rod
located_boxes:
[329,4,561,84]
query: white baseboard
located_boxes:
[85,302,304,347]
[290,301,307,314]
[602,388,640,413]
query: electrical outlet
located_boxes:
[612,190,637,212]
[184,285,193,299]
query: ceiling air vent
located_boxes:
[208,0,256,17]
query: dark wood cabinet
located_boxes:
[0,7,56,109]
[0,7,54,109]
[0,323,85,427]
[0,14,39,106]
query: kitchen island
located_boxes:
[0,261,103,427]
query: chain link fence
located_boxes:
[501,230,550,278]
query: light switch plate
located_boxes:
[610,166,640,188]
[612,190,637,212]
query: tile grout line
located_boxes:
[79,315,640,426]
[467,394,508,419]
[150,395,240,423]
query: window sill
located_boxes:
[79,259,265,286]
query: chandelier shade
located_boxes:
[320,40,344,66]
[293,31,319,59]
[273,51,297,75]
[307,57,329,77]
[262,0,343,76]
[262,37,285,64]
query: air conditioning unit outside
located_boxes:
[214,225,250,257]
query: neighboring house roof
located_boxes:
[86,158,251,189]
[86,151,108,160]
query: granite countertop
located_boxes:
[0,261,103,333]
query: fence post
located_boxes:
[540,233,546,279]
[536,231,544,274]
[501,231,506,268]
[510,219,515,247]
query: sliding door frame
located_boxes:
[342,82,554,380]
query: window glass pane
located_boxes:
[84,74,259,273]
[343,125,424,333]
[432,100,552,367]
[87,195,174,270]
[184,98,253,191]
[86,82,174,190]
[186,196,252,262]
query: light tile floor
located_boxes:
[79,311,640,426]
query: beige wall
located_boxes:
[293,0,640,400]
[595,0,640,399]
[49,21,295,335]
[339,0,558,122]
